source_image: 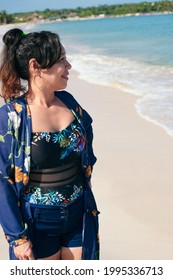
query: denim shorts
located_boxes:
[10,194,84,259]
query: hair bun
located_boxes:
[3,28,24,48]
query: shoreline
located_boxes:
[0,22,33,30]
[0,11,173,27]
[60,11,173,22]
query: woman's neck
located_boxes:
[26,89,57,108]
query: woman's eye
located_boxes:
[59,56,66,62]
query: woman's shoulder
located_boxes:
[0,95,26,110]
[55,90,78,105]
[0,100,13,115]
[0,96,27,126]
[55,90,93,126]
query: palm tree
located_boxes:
[0,10,8,24]
[0,10,13,24]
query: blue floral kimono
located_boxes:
[0,90,99,260]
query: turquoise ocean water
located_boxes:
[1,14,173,137]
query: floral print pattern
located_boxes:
[32,119,86,160]
[24,184,83,205]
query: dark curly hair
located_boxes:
[0,28,62,102]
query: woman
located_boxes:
[0,28,99,260]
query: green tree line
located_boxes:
[1,1,173,24]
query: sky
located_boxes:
[0,0,162,14]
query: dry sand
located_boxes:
[1,70,173,260]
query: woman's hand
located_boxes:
[14,240,35,260]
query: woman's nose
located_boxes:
[66,60,72,69]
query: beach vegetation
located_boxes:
[0,10,13,24]
[1,1,173,24]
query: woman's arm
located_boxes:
[0,106,31,253]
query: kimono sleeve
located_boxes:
[0,105,29,247]
[80,109,97,182]
[83,109,97,169]
[85,121,97,168]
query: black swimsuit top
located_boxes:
[30,118,86,169]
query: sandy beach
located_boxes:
[67,71,173,260]
[1,70,173,260]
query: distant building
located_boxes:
[27,13,44,22]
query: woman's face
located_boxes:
[42,45,72,92]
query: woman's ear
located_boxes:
[28,58,40,74]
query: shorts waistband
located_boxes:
[29,194,84,221]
